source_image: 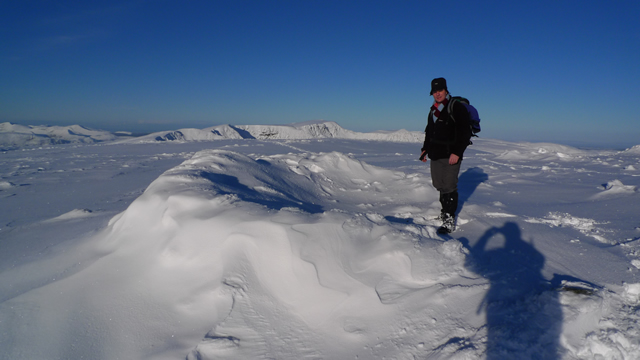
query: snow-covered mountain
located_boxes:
[119,121,423,144]
[0,122,119,150]
[0,121,422,150]
[622,144,640,155]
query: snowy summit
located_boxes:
[0,122,639,359]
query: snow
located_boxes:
[114,121,423,144]
[0,122,119,150]
[1,123,639,359]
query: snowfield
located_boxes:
[0,122,639,359]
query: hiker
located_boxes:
[420,77,472,234]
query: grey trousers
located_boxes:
[430,158,461,194]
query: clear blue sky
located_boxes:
[2,0,639,148]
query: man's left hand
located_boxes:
[449,154,460,165]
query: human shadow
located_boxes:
[457,167,488,216]
[459,222,563,359]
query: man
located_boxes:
[420,77,472,234]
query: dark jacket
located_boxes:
[421,99,472,161]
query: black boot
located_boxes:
[437,193,447,221]
[447,191,458,217]
[437,191,458,234]
[438,213,455,234]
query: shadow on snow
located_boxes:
[457,166,489,216]
[459,222,564,359]
[200,171,324,214]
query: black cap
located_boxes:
[430,77,447,95]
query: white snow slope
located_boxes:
[0,130,639,359]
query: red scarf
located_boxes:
[431,95,450,120]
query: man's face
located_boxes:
[433,89,447,103]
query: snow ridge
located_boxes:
[1,121,423,150]
[121,121,423,144]
[87,149,472,359]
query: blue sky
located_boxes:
[1,0,639,148]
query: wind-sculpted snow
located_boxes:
[1,138,639,359]
[493,142,590,161]
[23,149,480,359]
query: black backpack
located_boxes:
[447,96,481,137]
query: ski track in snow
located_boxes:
[0,137,639,359]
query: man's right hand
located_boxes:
[419,150,427,162]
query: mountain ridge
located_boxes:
[0,121,423,150]
[119,121,423,144]
[0,122,119,150]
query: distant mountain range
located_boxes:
[0,121,423,150]
[0,122,119,150]
[3,121,639,154]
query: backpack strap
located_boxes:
[447,98,458,123]
[426,108,435,132]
